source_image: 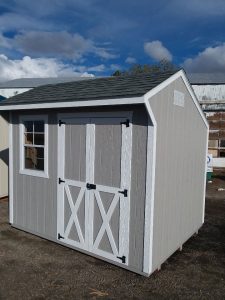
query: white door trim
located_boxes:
[57,118,65,241]
[119,117,132,265]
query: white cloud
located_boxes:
[144,40,172,62]
[183,43,225,73]
[87,64,105,72]
[93,47,118,59]
[125,57,137,64]
[0,31,117,61]
[14,31,92,60]
[0,55,93,82]
[110,64,121,71]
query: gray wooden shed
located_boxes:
[0,70,208,276]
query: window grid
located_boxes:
[19,116,48,178]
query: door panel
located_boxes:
[58,118,89,251]
[91,187,122,262]
[57,115,132,266]
[65,123,86,182]
[94,120,122,188]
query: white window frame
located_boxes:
[19,114,49,178]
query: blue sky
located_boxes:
[0,0,225,81]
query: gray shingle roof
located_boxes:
[187,73,225,85]
[0,76,92,88]
[0,71,177,107]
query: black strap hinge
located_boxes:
[58,177,65,184]
[119,189,128,197]
[58,233,64,240]
[117,255,126,264]
[59,120,66,126]
[86,183,96,190]
[120,119,130,127]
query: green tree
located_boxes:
[112,59,178,76]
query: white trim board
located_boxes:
[0,97,144,111]
[202,127,209,223]
[9,111,13,223]
[143,99,157,275]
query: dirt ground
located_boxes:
[0,173,225,300]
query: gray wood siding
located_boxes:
[12,112,57,239]
[94,120,121,188]
[12,105,148,273]
[149,77,208,272]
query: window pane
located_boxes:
[36,159,44,170]
[34,133,44,145]
[208,140,218,148]
[220,150,225,157]
[208,149,218,158]
[25,146,36,169]
[24,121,33,132]
[25,133,33,145]
[220,140,225,148]
[34,121,44,133]
[36,147,44,159]
[24,146,44,171]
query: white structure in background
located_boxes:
[188,73,225,169]
[0,77,92,99]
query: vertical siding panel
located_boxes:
[129,108,148,270]
[149,77,207,271]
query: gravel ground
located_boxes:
[0,172,225,299]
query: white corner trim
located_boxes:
[143,98,157,275]
[0,96,144,111]
[9,111,13,223]
[202,127,209,223]
[19,114,49,179]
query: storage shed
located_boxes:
[0,70,208,276]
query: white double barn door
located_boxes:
[57,114,132,265]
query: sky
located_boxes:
[0,0,225,81]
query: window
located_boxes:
[219,140,225,157]
[20,115,48,178]
[208,139,225,158]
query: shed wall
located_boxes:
[0,112,9,198]
[11,105,148,273]
[149,76,208,272]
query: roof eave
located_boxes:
[0,96,145,111]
